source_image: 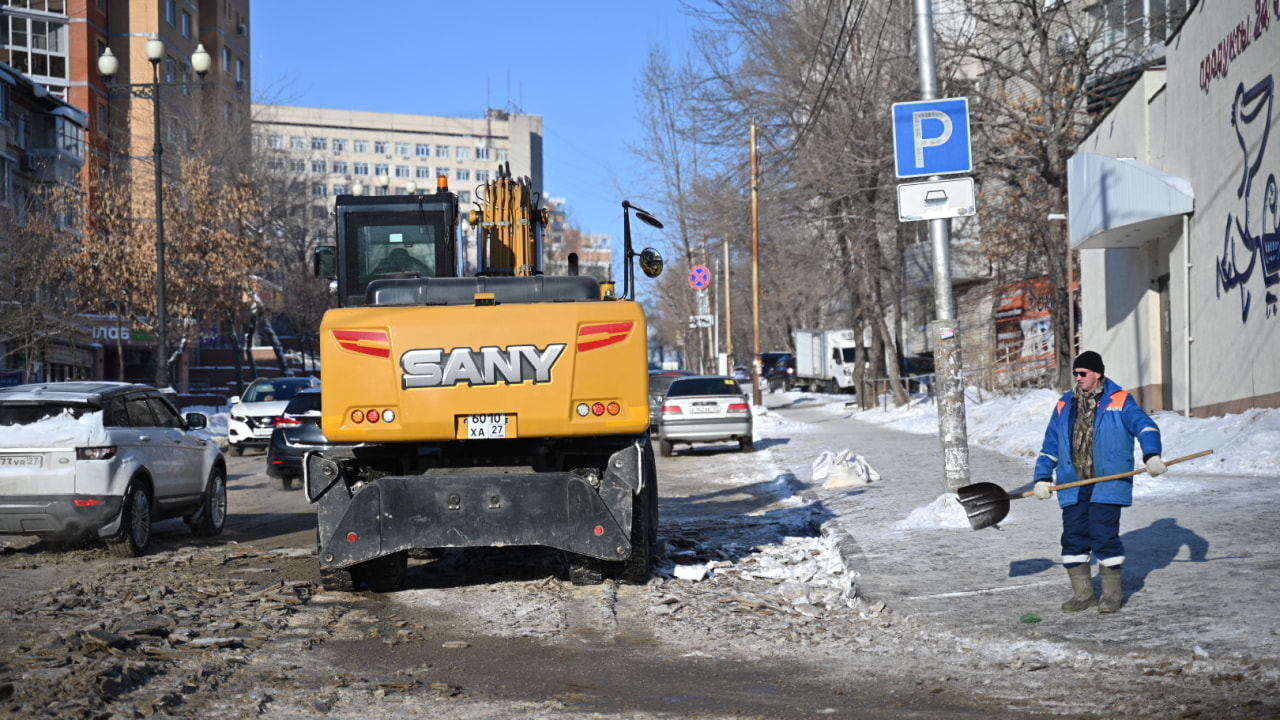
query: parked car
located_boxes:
[655,375,754,457]
[761,352,796,392]
[0,381,226,556]
[647,370,695,435]
[227,377,321,456]
[266,388,340,491]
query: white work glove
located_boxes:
[1032,481,1053,499]
[1145,455,1168,476]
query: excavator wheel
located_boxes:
[567,554,603,586]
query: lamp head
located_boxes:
[97,47,118,82]
[191,44,211,79]
[145,34,164,65]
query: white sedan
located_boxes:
[656,375,754,457]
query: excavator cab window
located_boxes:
[341,210,453,301]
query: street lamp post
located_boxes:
[98,36,210,389]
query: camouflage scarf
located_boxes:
[1072,382,1103,479]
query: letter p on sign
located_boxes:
[892,98,971,179]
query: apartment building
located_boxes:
[253,105,544,271]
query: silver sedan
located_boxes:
[656,375,754,457]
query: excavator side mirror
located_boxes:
[314,246,337,279]
[635,210,664,230]
[639,248,664,278]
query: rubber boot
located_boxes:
[1098,564,1123,613]
[1061,564,1097,612]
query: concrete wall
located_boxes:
[1075,0,1280,415]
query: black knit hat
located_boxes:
[1073,350,1105,375]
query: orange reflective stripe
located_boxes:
[1107,390,1129,410]
[1056,400,1066,416]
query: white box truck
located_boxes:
[794,329,860,392]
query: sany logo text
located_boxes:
[400,344,567,389]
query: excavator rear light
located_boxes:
[351,409,365,423]
[591,402,606,416]
[382,409,396,423]
[575,403,590,417]
[367,409,381,423]
[607,402,621,415]
[346,532,358,542]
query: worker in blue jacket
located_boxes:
[1032,350,1165,613]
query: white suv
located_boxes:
[227,377,320,456]
[0,381,227,556]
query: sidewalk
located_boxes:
[760,393,1280,672]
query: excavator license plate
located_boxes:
[461,413,511,439]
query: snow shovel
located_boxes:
[957,449,1215,531]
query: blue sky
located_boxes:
[250,1,694,239]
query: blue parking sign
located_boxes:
[892,98,972,179]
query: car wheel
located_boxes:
[107,481,152,558]
[189,466,227,537]
[276,475,295,491]
[739,436,755,453]
[659,439,673,457]
[231,444,244,457]
[567,553,603,586]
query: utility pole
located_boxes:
[724,239,733,368]
[913,0,971,491]
[749,120,762,406]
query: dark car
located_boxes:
[761,352,796,392]
[265,388,336,490]
[648,370,695,434]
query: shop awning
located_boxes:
[1067,153,1194,250]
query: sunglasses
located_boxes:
[1073,370,1091,378]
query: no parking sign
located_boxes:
[688,265,711,290]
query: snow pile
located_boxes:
[0,411,107,448]
[893,492,972,530]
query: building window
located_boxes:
[290,136,306,150]
[374,163,389,177]
[415,143,430,157]
[436,168,449,179]
[333,184,347,195]
[476,147,490,161]
[4,16,70,88]
[353,162,370,176]
[268,134,284,149]
[353,139,368,153]
[456,168,471,182]
[311,137,327,151]
[165,0,176,24]
[374,141,388,155]
[311,160,326,173]
[395,165,410,178]
[268,158,284,171]
[435,145,450,158]
[236,59,244,84]
[222,47,231,71]
[291,159,306,173]
[96,101,107,133]
[181,11,192,39]
[312,184,327,197]
[416,166,431,179]
[332,161,349,174]
[456,147,470,161]
[475,169,490,182]
[375,185,389,197]
[459,191,471,204]
[395,142,410,157]
[165,58,175,83]
[333,138,348,152]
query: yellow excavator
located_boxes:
[308,165,664,591]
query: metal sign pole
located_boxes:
[914,0,971,492]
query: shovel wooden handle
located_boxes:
[1013,449,1215,499]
